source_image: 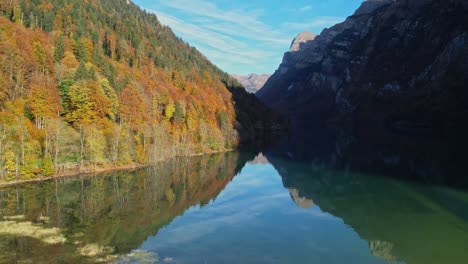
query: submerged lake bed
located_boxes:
[1,152,468,263]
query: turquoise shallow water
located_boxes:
[1,152,467,263]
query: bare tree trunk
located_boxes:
[79,125,85,172]
[92,126,97,172]
[54,117,61,175]
[44,119,49,156]
[114,123,121,165]
[19,117,25,165]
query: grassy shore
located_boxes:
[0,149,233,189]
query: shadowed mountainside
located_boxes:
[258,0,468,131]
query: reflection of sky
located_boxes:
[136,163,391,264]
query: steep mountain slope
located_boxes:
[231,74,271,93]
[258,0,468,129]
[0,0,282,180]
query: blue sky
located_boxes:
[133,0,364,75]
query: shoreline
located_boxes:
[0,149,234,189]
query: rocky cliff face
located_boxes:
[232,74,271,93]
[257,0,468,129]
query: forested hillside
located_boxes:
[0,0,282,181]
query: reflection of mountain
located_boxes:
[267,156,468,264]
[0,152,256,263]
[267,120,468,189]
[288,188,314,209]
[247,153,270,165]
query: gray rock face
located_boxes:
[289,31,317,52]
[257,0,468,127]
[231,74,271,94]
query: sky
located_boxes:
[133,0,364,75]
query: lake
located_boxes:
[1,151,468,263]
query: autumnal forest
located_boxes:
[0,0,282,181]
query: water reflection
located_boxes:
[266,121,468,189]
[0,151,467,263]
[0,152,253,263]
[268,155,468,264]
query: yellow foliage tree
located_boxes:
[3,150,17,181]
[186,105,198,132]
[66,81,97,125]
[164,100,175,122]
[20,153,38,179]
[41,154,55,177]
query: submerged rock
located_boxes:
[117,250,159,264]
[0,220,66,244]
[78,243,115,257]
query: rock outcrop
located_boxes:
[257,0,468,129]
[289,31,317,52]
[232,74,271,94]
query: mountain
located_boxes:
[257,0,468,130]
[231,74,271,93]
[0,0,283,180]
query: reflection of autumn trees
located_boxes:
[0,0,283,181]
[0,152,248,262]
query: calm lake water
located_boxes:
[1,151,468,263]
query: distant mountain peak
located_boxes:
[231,74,271,94]
[289,31,317,52]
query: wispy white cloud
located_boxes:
[146,0,292,74]
[299,5,313,12]
[157,0,278,40]
[142,0,346,74]
[155,12,279,70]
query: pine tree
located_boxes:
[74,61,88,81]
[54,35,65,62]
[73,39,87,62]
